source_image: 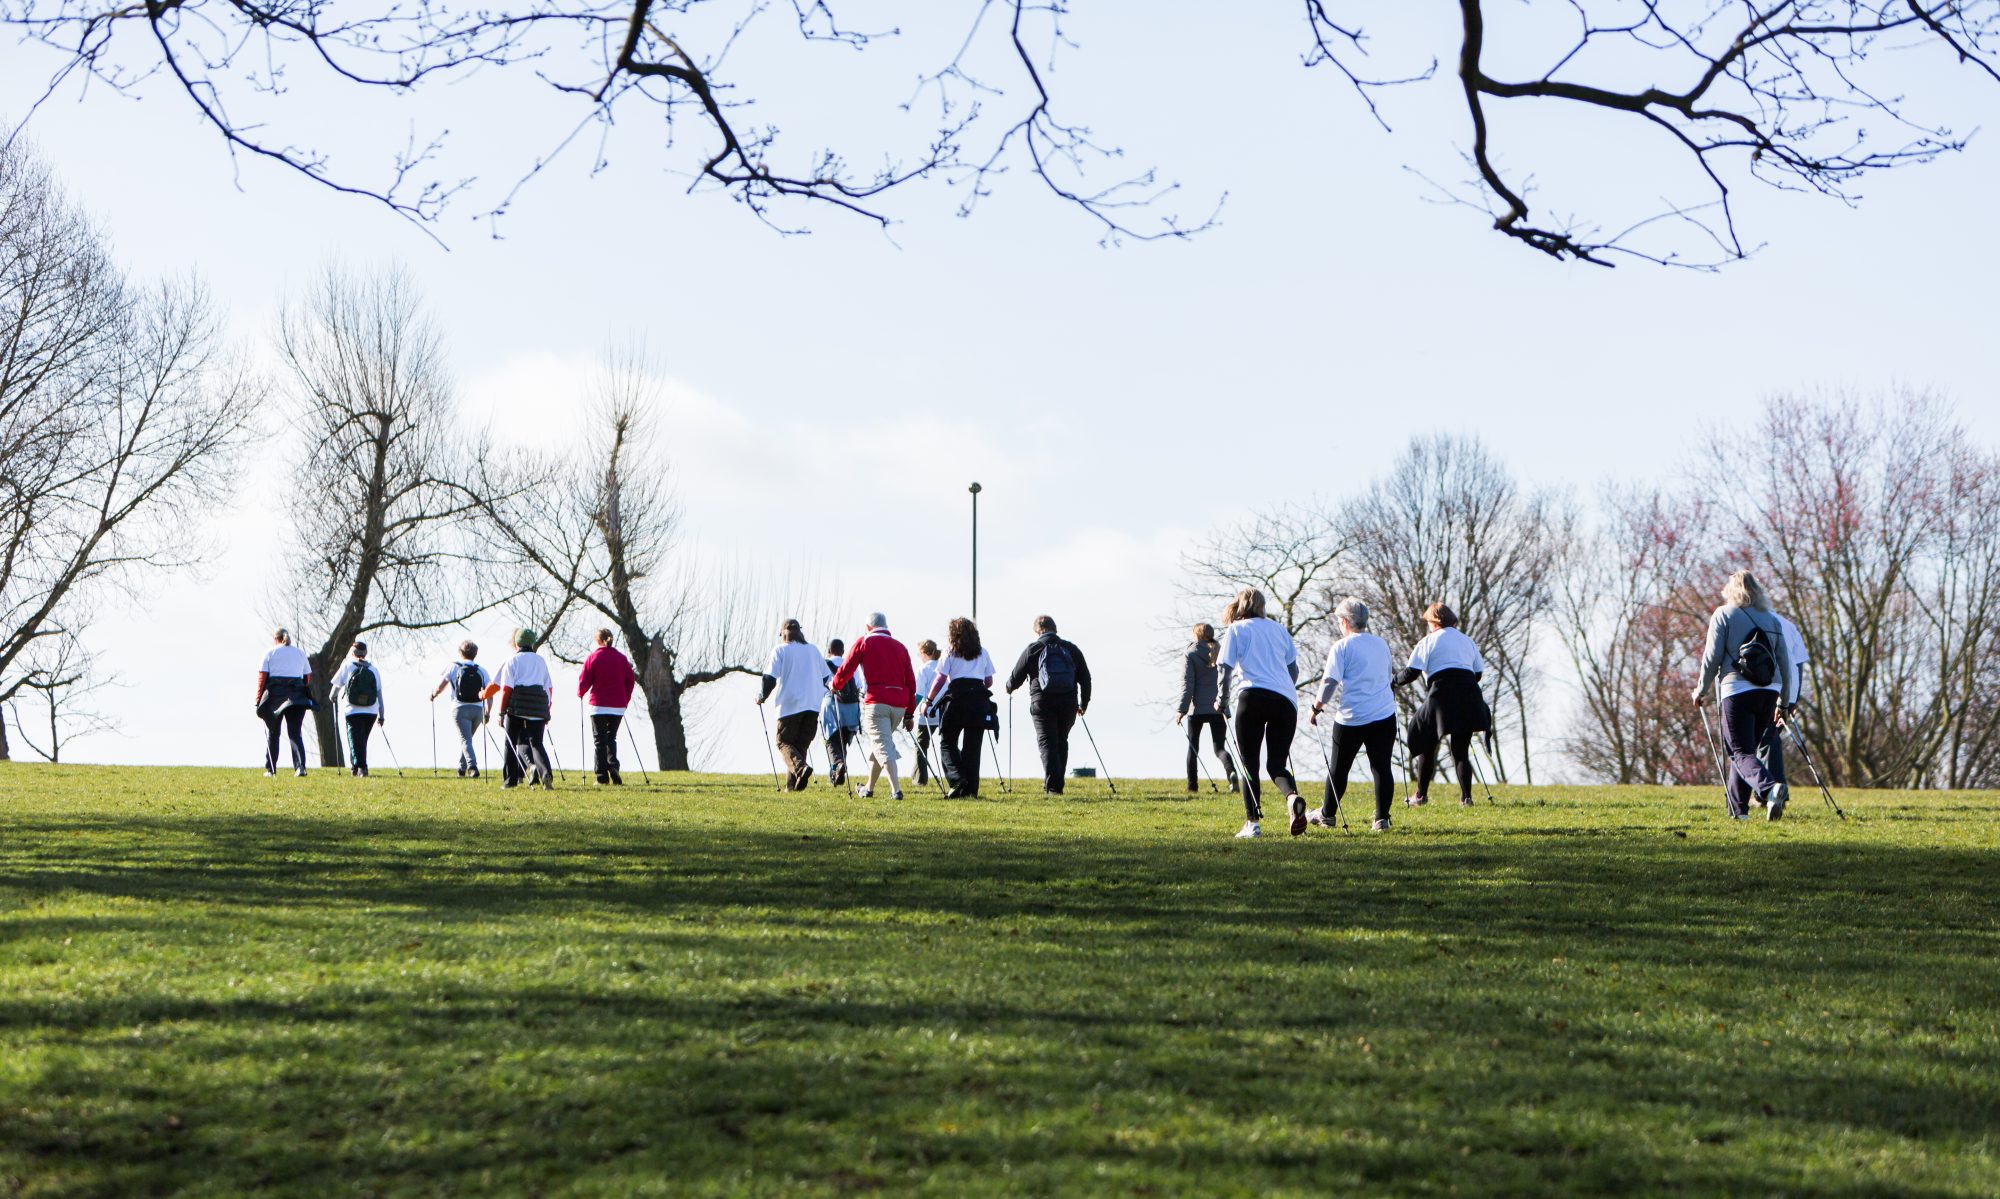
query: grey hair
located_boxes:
[1334,596,1370,631]
[868,611,888,629]
[1721,569,1772,612]
[273,627,291,644]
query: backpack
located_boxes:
[830,659,860,705]
[1734,614,1779,688]
[1037,640,1077,694]
[345,663,379,707]
[453,663,484,704]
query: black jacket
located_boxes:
[1007,633,1092,709]
[1179,642,1221,717]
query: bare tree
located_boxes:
[1176,498,1356,678]
[7,4,1997,262]
[0,135,260,760]
[478,352,788,771]
[5,628,119,762]
[274,264,514,764]
[1344,434,1572,782]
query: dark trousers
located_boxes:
[591,714,624,782]
[913,725,937,785]
[264,708,307,772]
[825,722,857,783]
[1031,699,1077,793]
[345,714,377,774]
[1413,729,1474,802]
[939,706,985,797]
[1185,714,1234,789]
[1721,690,1784,816]
[1328,716,1397,822]
[777,711,818,790]
[503,715,551,786]
[1234,688,1299,821]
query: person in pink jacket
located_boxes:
[577,627,639,785]
[828,612,918,800]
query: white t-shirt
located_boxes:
[332,660,383,717]
[441,661,490,706]
[927,649,996,713]
[1218,617,1297,701]
[1776,614,1810,702]
[496,650,555,692]
[915,660,941,726]
[1407,627,1484,677]
[1316,633,1397,726]
[261,644,310,677]
[767,641,833,720]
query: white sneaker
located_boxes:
[856,786,873,798]
[1234,821,1261,839]
[1287,795,1308,836]
[1371,817,1391,832]
[1766,782,1789,821]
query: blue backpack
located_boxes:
[1037,641,1077,694]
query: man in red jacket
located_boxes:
[577,627,639,784]
[828,612,917,800]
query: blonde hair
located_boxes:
[1721,569,1771,612]
[273,627,291,644]
[1223,588,1268,624]
[1423,602,1458,629]
[1191,622,1217,668]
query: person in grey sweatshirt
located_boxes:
[1694,569,1796,820]
[1177,623,1239,793]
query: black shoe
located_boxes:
[1186,781,1199,793]
[1227,778,1240,793]
[595,774,609,786]
[610,770,623,785]
[469,767,480,779]
[501,781,519,790]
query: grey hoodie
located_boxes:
[1698,604,1796,705]
[1180,641,1222,717]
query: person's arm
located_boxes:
[576,653,593,700]
[759,674,778,703]
[1218,662,1236,711]
[1073,642,1092,712]
[1179,653,1194,718]
[1316,645,1341,709]
[430,676,448,701]
[375,667,386,724]
[1773,623,1795,707]
[256,670,269,705]
[829,653,860,695]
[1392,667,1421,688]
[1006,644,1036,694]
[1695,609,1729,702]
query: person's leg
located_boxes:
[1206,716,1238,787]
[264,713,282,773]
[939,708,965,793]
[1185,718,1201,791]
[1234,697,1268,822]
[285,709,307,771]
[1408,716,1438,803]
[456,706,480,774]
[1265,699,1299,799]
[775,713,807,789]
[1047,703,1076,791]
[961,710,983,795]
[1325,721,1364,820]
[345,715,363,774]
[501,716,524,785]
[1720,692,1779,814]
[1449,730,1474,802]
[1364,717,1397,823]
[530,720,553,786]
[915,725,932,786]
[590,715,610,782]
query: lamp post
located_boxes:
[968,482,982,619]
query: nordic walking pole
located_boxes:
[376,724,407,778]
[1698,704,1732,810]
[624,717,651,784]
[1008,690,1015,783]
[1782,717,1846,820]
[1464,740,1498,805]
[1078,713,1117,796]
[1188,718,1220,794]
[1316,721,1348,831]
[987,724,1012,793]
[429,700,439,777]
[755,701,783,791]
[580,705,589,784]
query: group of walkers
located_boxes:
[252,626,641,789]
[251,566,1811,832]
[757,613,1094,800]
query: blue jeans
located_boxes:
[453,703,482,771]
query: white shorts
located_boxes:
[861,702,902,766]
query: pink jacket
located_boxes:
[577,645,638,709]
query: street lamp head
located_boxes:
[968,482,982,495]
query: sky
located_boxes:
[3,4,1996,780]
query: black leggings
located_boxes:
[263,708,307,772]
[1327,716,1397,822]
[591,714,624,781]
[1185,714,1233,788]
[1413,730,1474,801]
[1233,688,1298,821]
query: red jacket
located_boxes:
[829,629,917,714]
[577,645,638,709]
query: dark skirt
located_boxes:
[1405,668,1491,756]
[256,676,314,719]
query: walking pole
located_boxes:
[483,718,497,784]
[376,724,407,778]
[755,702,783,791]
[1008,690,1015,783]
[1078,713,1117,796]
[1463,740,1497,805]
[429,701,439,777]
[545,721,566,784]
[901,721,950,797]
[1698,704,1732,811]
[987,723,1012,794]
[1317,722,1348,831]
[624,717,652,785]
[1782,718,1846,820]
[1190,719,1220,794]
[580,705,589,784]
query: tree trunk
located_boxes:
[0,706,11,762]
[308,650,345,768]
[630,632,693,771]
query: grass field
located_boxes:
[1,763,1996,1197]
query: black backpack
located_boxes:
[345,663,379,707]
[1735,614,1778,688]
[453,663,484,704]
[830,660,860,705]
[1037,641,1077,694]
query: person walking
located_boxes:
[1216,588,1303,838]
[1307,597,1399,832]
[496,627,556,790]
[822,638,863,786]
[1005,616,1093,794]
[255,627,314,777]
[577,628,638,785]
[330,641,385,777]
[922,617,997,798]
[1694,570,1796,820]
[1177,622,1238,793]
[1393,603,1492,808]
[829,613,918,800]
[429,641,491,777]
[913,639,942,787]
[1753,608,1813,807]
[758,618,832,791]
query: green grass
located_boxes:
[2,764,1996,1197]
